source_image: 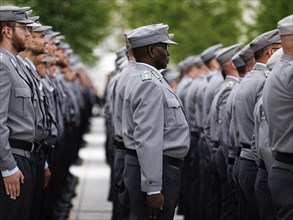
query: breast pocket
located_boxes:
[14,88,32,117]
[165,98,186,127]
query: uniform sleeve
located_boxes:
[0,62,17,171]
[132,81,164,193]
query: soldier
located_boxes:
[17,18,54,220]
[122,24,190,219]
[0,6,36,220]
[175,56,199,109]
[263,14,293,220]
[209,43,242,220]
[111,32,137,220]
[222,51,248,220]
[233,29,281,220]
[182,56,207,219]
[198,43,223,220]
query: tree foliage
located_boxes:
[3,0,114,65]
[119,0,244,63]
[248,0,293,40]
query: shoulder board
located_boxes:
[264,70,270,78]
[9,58,18,70]
[151,71,161,79]
[226,80,236,88]
[140,71,152,81]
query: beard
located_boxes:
[30,43,45,56]
[11,32,26,53]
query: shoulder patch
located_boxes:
[140,71,152,81]
[264,70,270,78]
[226,80,236,88]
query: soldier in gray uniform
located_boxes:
[222,51,248,220]
[234,29,281,220]
[112,32,137,220]
[263,15,293,220]
[197,43,223,220]
[122,24,190,220]
[17,20,54,220]
[0,6,37,220]
[201,43,224,123]
[175,56,199,109]
[183,56,208,219]
[252,48,283,220]
[207,43,242,220]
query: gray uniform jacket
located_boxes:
[48,76,64,140]
[175,75,192,109]
[253,97,275,170]
[60,79,80,124]
[0,48,35,171]
[209,76,239,158]
[223,79,242,158]
[194,74,208,129]
[54,74,67,117]
[42,75,59,146]
[184,74,205,132]
[122,62,190,192]
[25,58,51,142]
[104,75,117,124]
[202,70,224,125]
[263,54,293,154]
[113,61,136,140]
[234,62,269,161]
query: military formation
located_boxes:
[104,15,293,220]
[0,6,97,220]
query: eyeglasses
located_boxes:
[15,25,28,32]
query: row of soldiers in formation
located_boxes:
[103,15,292,220]
[0,6,98,220]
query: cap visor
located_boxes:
[16,19,33,24]
[161,39,177,45]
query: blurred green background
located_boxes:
[2,0,292,66]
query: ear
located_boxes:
[231,61,237,70]
[2,26,13,39]
[147,45,156,58]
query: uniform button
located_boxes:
[148,180,153,184]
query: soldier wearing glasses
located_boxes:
[0,6,37,220]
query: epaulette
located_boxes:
[140,71,152,81]
[9,58,18,70]
[264,70,270,78]
[226,80,236,89]
[151,71,161,80]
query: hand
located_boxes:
[44,168,51,188]
[3,170,25,200]
[146,193,164,219]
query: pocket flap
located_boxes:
[15,88,31,98]
[166,98,180,108]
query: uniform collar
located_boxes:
[136,62,162,78]
[0,48,16,60]
[226,75,239,82]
